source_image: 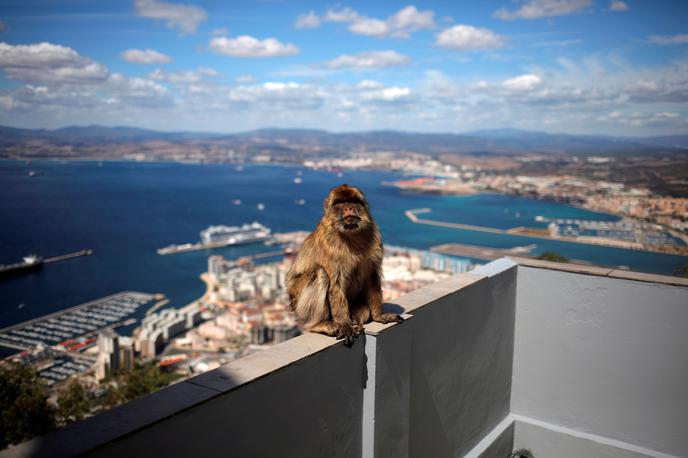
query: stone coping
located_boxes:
[508,256,688,287]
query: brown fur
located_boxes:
[286,184,403,345]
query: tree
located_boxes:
[118,363,179,401]
[0,363,55,449]
[56,378,91,425]
[536,251,569,263]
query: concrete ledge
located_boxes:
[389,272,486,314]
[188,331,342,393]
[509,256,688,287]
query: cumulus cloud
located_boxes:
[363,86,411,102]
[120,48,171,64]
[494,0,592,20]
[502,74,544,91]
[295,11,320,29]
[0,41,109,84]
[356,80,384,90]
[227,82,324,110]
[326,50,410,69]
[324,7,361,23]
[609,1,630,12]
[134,0,206,35]
[149,67,217,84]
[106,73,172,108]
[209,35,299,58]
[323,5,435,38]
[647,34,688,45]
[436,25,505,51]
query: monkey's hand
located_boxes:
[335,322,357,347]
[373,313,405,324]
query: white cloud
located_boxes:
[324,7,360,23]
[362,86,412,102]
[349,18,390,37]
[295,11,320,29]
[227,82,324,110]
[326,50,410,69]
[134,0,206,35]
[648,34,688,45]
[149,67,217,84]
[209,35,299,58]
[324,5,435,39]
[235,74,254,84]
[106,73,172,107]
[0,41,109,84]
[494,0,592,20]
[120,48,171,64]
[356,80,384,90]
[609,1,630,11]
[436,25,505,51]
[502,74,543,91]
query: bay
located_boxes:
[1,160,685,332]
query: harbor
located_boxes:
[405,208,688,255]
[0,291,156,351]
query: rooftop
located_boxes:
[3,257,687,458]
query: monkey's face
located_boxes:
[325,185,373,235]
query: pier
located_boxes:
[0,249,93,278]
[44,249,93,264]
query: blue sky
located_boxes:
[0,0,687,135]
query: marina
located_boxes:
[0,291,155,351]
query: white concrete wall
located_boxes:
[512,266,688,457]
[365,260,518,458]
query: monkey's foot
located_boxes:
[351,321,365,335]
[335,323,357,347]
[373,313,405,324]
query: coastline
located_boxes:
[405,208,688,256]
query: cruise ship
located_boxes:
[200,222,271,246]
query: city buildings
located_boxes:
[134,306,202,359]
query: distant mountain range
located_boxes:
[1,124,687,156]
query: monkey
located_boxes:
[286,184,403,346]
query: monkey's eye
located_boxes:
[333,198,363,206]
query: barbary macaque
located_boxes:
[286,184,403,345]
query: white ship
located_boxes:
[200,222,271,246]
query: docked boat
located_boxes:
[200,222,271,246]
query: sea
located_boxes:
[1,160,686,335]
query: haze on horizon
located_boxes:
[0,0,687,136]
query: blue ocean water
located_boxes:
[0,160,685,332]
